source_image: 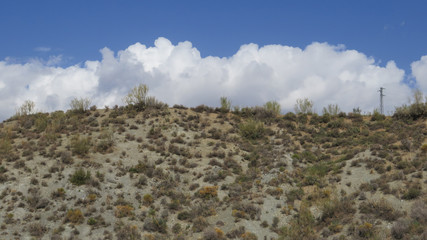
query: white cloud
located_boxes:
[411,55,427,93]
[0,37,419,121]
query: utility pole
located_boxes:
[378,87,385,114]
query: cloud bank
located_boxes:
[0,37,425,121]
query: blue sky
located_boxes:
[0,0,427,120]
[1,1,425,70]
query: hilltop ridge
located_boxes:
[0,103,426,240]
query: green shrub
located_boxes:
[393,90,427,120]
[28,222,47,237]
[51,188,66,199]
[143,194,154,205]
[252,106,276,120]
[280,204,316,239]
[286,188,304,203]
[0,138,11,156]
[96,129,114,153]
[283,112,296,121]
[356,222,375,239]
[301,163,331,186]
[321,198,356,224]
[394,103,427,120]
[359,198,401,221]
[143,216,167,233]
[402,187,421,200]
[192,216,209,232]
[371,110,385,121]
[237,106,277,121]
[116,224,141,239]
[69,168,91,186]
[172,223,182,234]
[264,101,281,116]
[87,217,97,225]
[239,119,265,140]
[177,211,191,220]
[301,150,317,163]
[232,203,260,220]
[34,113,48,132]
[391,219,410,239]
[71,135,91,156]
[297,114,308,124]
[145,96,168,109]
[192,104,215,113]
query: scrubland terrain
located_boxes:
[0,102,426,240]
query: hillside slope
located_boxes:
[0,106,426,240]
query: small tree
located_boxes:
[15,100,36,117]
[352,107,362,114]
[70,97,91,113]
[123,84,149,109]
[294,98,314,114]
[412,89,424,105]
[264,101,281,116]
[220,97,231,113]
[322,104,341,116]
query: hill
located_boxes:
[0,104,426,240]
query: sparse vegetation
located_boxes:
[115,205,134,218]
[69,97,91,113]
[264,100,281,116]
[279,204,316,239]
[64,209,84,224]
[294,98,314,114]
[70,134,91,156]
[123,84,167,111]
[393,89,427,120]
[239,119,265,140]
[322,104,340,116]
[96,129,114,153]
[0,92,426,239]
[69,168,91,186]
[15,100,36,117]
[220,97,231,113]
[198,186,218,199]
[123,84,149,107]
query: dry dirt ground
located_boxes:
[0,106,426,240]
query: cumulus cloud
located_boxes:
[411,55,427,93]
[0,37,419,121]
